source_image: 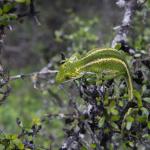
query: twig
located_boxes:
[84,121,101,150]
[9,69,58,81]
[47,88,64,107]
[42,113,78,121]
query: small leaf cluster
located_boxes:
[0,0,31,27]
[0,117,42,149]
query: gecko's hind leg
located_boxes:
[96,70,124,85]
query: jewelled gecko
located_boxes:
[56,48,133,100]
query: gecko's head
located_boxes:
[56,61,80,83]
[56,53,81,83]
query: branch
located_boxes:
[9,69,58,81]
[112,0,139,54]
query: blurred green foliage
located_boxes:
[55,15,99,53]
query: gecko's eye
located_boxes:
[65,76,70,80]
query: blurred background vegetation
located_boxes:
[0,0,150,149]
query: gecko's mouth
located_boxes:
[62,76,81,83]
[62,79,74,83]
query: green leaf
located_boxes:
[32,117,41,126]
[111,115,120,121]
[98,116,105,128]
[137,116,147,123]
[91,143,96,149]
[128,141,134,147]
[110,108,119,115]
[118,101,124,107]
[8,134,17,140]
[142,134,150,139]
[81,146,87,150]
[13,139,24,149]
[0,14,17,26]
[133,89,143,107]
[126,116,134,122]
[143,97,150,103]
[126,122,132,130]
[3,4,13,13]
[147,121,150,129]
[137,107,149,123]
[0,8,3,15]
[140,107,149,116]
[111,122,119,131]
[109,100,115,108]
[114,43,121,50]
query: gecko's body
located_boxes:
[56,48,133,100]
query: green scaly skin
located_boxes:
[56,48,133,100]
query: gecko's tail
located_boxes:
[127,76,133,100]
[119,59,133,100]
[125,67,133,101]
